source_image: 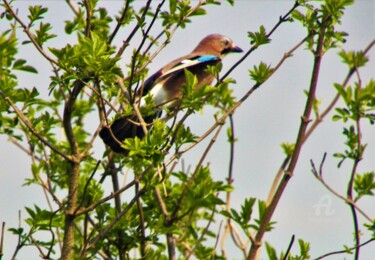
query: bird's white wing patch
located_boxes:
[139,83,168,108]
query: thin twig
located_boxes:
[76,164,153,215]
[0,222,4,258]
[228,221,248,257]
[310,156,372,222]
[108,0,132,44]
[83,0,91,38]
[314,238,375,260]
[282,234,295,260]
[115,0,154,59]
[85,188,146,252]
[266,157,290,206]
[170,124,224,220]
[221,0,299,82]
[74,160,101,214]
[213,221,223,260]
[186,206,217,259]
[347,96,363,259]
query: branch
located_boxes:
[108,0,131,44]
[314,238,375,260]
[170,124,224,221]
[0,222,4,258]
[83,0,91,37]
[221,0,300,81]
[248,15,328,259]
[305,38,375,140]
[282,234,295,260]
[76,164,154,215]
[186,206,217,259]
[3,0,57,65]
[310,156,372,222]
[0,91,72,162]
[135,182,146,259]
[347,112,362,260]
[85,188,146,251]
[115,0,154,58]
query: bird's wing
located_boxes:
[142,55,221,95]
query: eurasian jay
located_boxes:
[100,34,243,153]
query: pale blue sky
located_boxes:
[1,0,374,259]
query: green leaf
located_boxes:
[265,242,278,260]
[34,22,56,47]
[338,50,368,68]
[354,172,375,201]
[12,59,38,73]
[248,25,270,46]
[249,62,273,84]
[298,238,310,259]
[28,5,48,26]
[281,143,295,157]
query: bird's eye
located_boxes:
[222,39,230,46]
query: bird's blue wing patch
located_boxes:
[196,55,220,62]
[165,55,221,75]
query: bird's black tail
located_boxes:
[99,114,155,154]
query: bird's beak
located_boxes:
[230,44,243,53]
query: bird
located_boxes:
[99,34,243,154]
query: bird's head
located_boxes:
[193,34,243,58]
